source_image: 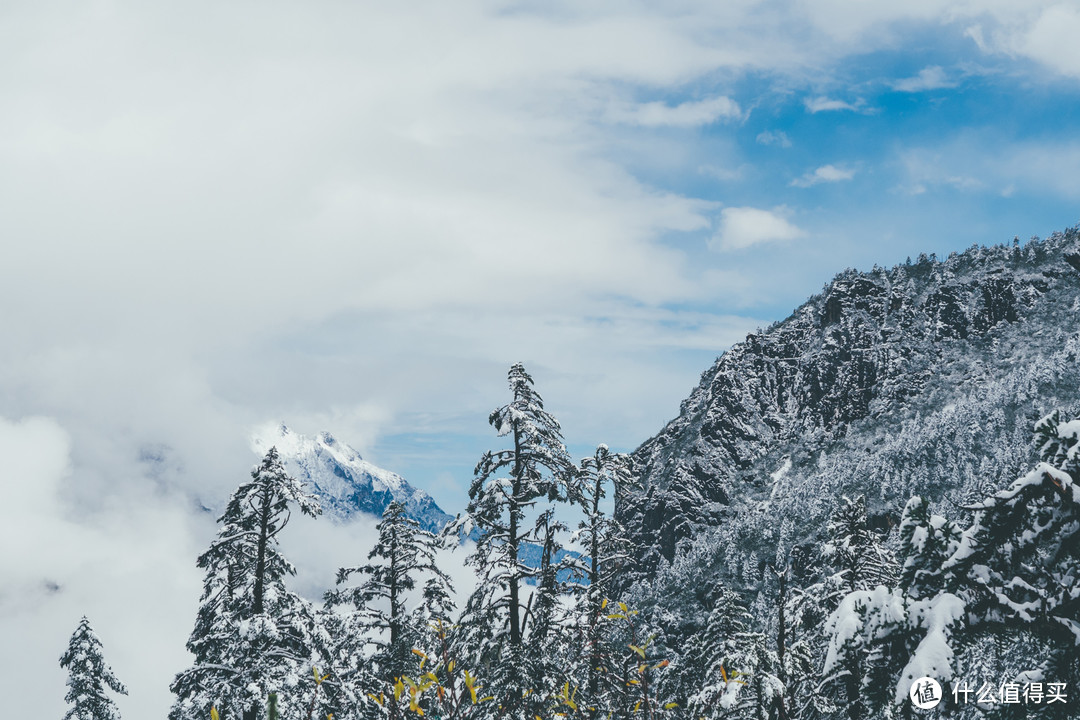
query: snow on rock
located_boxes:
[251,423,452,533]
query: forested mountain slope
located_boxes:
[622,230,1080,618]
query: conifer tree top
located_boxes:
[60,615,127,720]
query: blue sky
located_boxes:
[4,3,1080,715]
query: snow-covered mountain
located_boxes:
[252,424,452,534]
[620,230,1080,613]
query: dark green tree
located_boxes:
[170,447,323,720]
[326,500,454,714]
[60,616,128,720]
[449,363,576,719]
[570,445,638,719]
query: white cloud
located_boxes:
[711,207,805,251]
[609,96,742,127]
[756,130,793,147]
[891,65,956,92]
[0,415,204,720]
[791,164,856,187]
[899,137,1080,200]
[980,4,1080,79]
[804,96,867,113]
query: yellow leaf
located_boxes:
[368,694,385,707]
[211,708,220,720]
[412,648,428,659]
[654,660,670,669]
[448,660,455,673]
[601,598,609,610]
[629,644,645,658]
[479,696,495,703]
[664,702,679,709]
[394,678,405,701]
[633,701,641,712]
[606,614,624,620]
[618,601,628,613]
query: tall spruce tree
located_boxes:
[814,495,898,720]
[449,362,576,719]
[170,447,323,720]
[571,445,638,719]
[60,616,128,720]
[326,500,454,712]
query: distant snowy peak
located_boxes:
[251,423,452,533]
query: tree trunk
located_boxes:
[508,421,523,648]
[588,477,601,720]
[253,481,273,615]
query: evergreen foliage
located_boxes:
[60,616,128,720]
[170,447,326,720]
[326,500,454,716]
[822,412,1080,719]
[448,362,576,719]
[571,445,638,718]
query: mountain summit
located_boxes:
[251,424,452,533]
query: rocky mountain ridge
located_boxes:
[621,230,1080,603]
[252,423,452,534]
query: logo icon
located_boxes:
[910,677,943,710]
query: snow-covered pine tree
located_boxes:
[448,362,576,719]
[684,585,751,715]
[933,411,1080,716]
[60,616,128,720]
[814,495,899,720]
[824,412,1080,719]
[326,500,454,714]
[170,447,324,720]
[824,495,897,596]
[896,496,961,600]
[769,560,830,720]
[570,444,638,719]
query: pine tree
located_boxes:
[448,363,576,719]
[60,616,128,720]
[571,445,638,719]
[170,447,323,720]
[816,495,898,720]
[934,411,1080,716]
[823,413,1080,719]
[895,496,960,599]
[326,500,454,713]
[823,495,897,595]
